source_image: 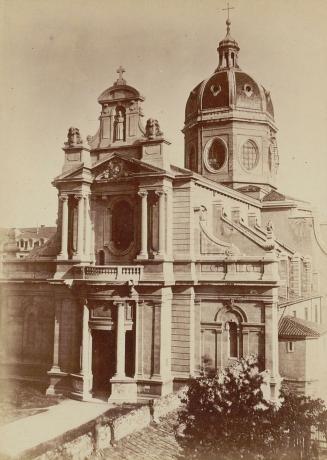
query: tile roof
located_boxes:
[279,315,327,338]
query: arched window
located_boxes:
[205,138,226,172]
[111,200,134,251]
[229,321,238,358]
[20,239,24,248]
[241,140,258,170]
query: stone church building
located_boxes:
[1,20,326,402]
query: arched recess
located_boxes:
[215,304,247,323]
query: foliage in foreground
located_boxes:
[176,356,327,460]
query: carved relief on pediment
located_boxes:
[96,159,129,181]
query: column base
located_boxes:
[136,253,148,260]
[108,376,137,403]
[136,376,173,398]
[70,373,93,401]
[57,254,68,261]
[46,368,68,396]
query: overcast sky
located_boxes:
[1,0,326,227]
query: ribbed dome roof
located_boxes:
[185,69,274,121]
[185,21,274,123]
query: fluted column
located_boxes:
[58,194,68,259]
[137,191,148,259]
[114,301,126,378]
[156,190,166,257]
[75,194,84,259]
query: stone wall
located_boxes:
[34,393,182,460]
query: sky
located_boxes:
[1,0,326,227]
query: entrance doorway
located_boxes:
[92,330,116,397]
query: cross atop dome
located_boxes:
[222,2,234,34]
[114,65,127,86]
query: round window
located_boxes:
[241,140,258,170]
[111,200,134,251]
[205,139,226,172]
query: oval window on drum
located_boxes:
[206,139,226,171]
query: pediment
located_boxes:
[53,164,89,183]
[92,153,165,182]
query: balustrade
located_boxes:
[74,264,143,282]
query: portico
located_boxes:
[73,295,138,402]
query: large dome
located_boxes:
[185,69,274,122]
[185,21,274,123]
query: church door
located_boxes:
[92,330,116,396]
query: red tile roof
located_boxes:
[279,315,327,338]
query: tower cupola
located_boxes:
[216,18,240,70]
[183,13,279,195]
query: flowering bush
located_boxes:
[176,356,327,460]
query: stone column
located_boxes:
[80,302,92,398]
[114,301,126,378]
[137,191,148,259]
[109,300,137,403]
[74,194,84,259]
[84,194,91,262]
[58,194,68,259]
[156,190,166,257]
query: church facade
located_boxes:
[1,20,326,402]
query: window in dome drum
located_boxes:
[241,140,258,170]
[205,139,226,172]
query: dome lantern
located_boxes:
[216,18,240,71]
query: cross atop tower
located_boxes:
[222,2,234,33]
[222,2,234,21]
[115,65,126,85]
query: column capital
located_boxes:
[59,193,69,202]
[113,300,126,308]
[155,189,167,197]
[74,193,84,201]
[138,190,148,198]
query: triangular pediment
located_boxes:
[53,164,90,183]
[92,153,166,182]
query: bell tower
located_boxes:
[87,67,146,151]
[183,15,279,197]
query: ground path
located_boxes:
[94,412,180,460]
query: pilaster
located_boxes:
[46,298,67,395]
